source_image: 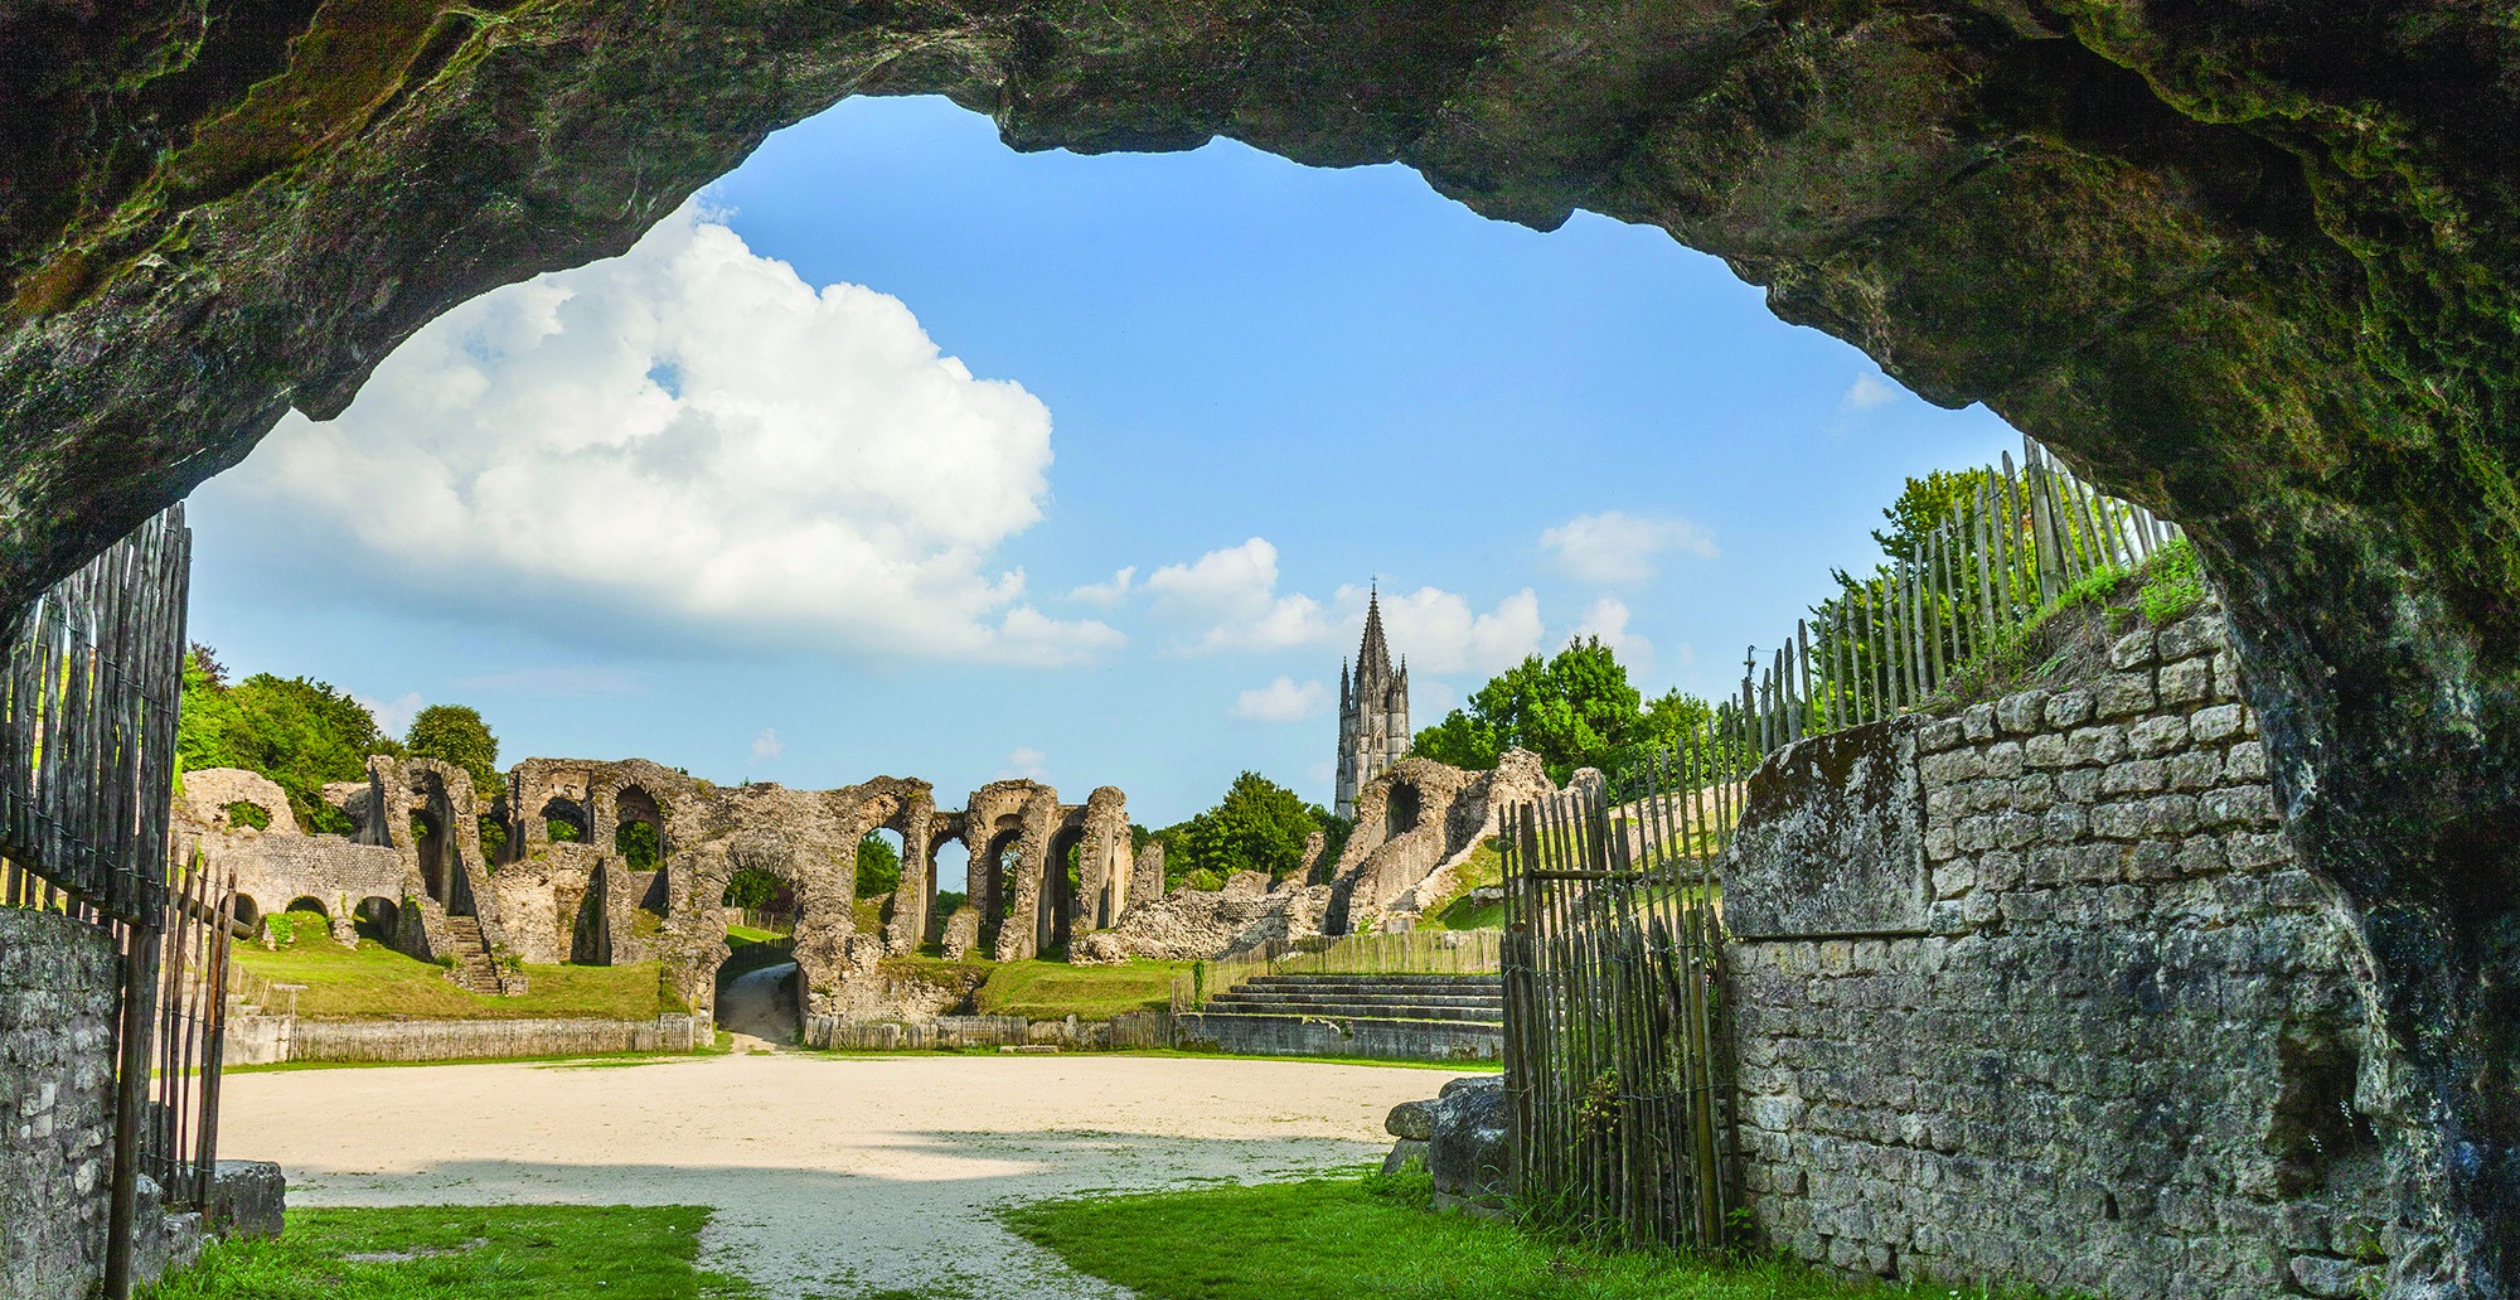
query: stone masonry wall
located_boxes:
[1,908,120,1300]
[1726,610,2396,1299]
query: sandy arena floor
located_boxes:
[220,1052,1454,1298]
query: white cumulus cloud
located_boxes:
[749,728,784,764]
[1841,373,1904,410]
[354,691,425,738]
[1067,567,1136,608]
[1575,595,1653,676]
[216,202,1118,666]
[1337,585,1545,677]
[999,747,1048,781]
[1144,538,1330,654]
[1232,676,1331,722]
[1539,511,1717,586]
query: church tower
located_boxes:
[1335,588,1410,820]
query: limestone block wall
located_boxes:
[0,909,119,1299]
[1725,611,2395,1298]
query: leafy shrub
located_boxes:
[1182,868,1225,892]
[547,818,582,843]
[614,819,658,869]
[855,832,902,898]
[2138,536,2207,624]
[222,800,271,831]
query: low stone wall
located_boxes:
[803,1010,1173,1051]
[1,908,120,1300]
[1722,610,2392,1297]
[247,1014,702,1064]
[1171,1011,1501,1062]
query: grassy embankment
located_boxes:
[1414,837,1505,932]
[873,953,1187,1020]
[137,1205,754,1300]
[1006,1173,2065,1300]
[233,910,677,1021]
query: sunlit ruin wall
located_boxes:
[1722,606,2396,1298]
[180,756,1138,1021]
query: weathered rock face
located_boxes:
[5,5,2518,1287]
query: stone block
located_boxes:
[1428,1075,1510,1214]
[2225,740,2268,781]
[2023,733,2071,770]
[208,1160,286,1240]
[2157,657,2213,706]
[2066,725,2125,767]
[2096,673,2157,718]
[1982,741,2026,780]
[2158,613,2226,661]
[1920,749,1984,785]
[2167,751,2222,791]
[2126,715,2189,758]
[2225,831,2291,869]
[2211,650,2243,700]
[1995,691,2049,735]
[2101,760,2166,796]
[2056,768,2103,804]
[2189,704,2246,745]
[1386,1099,1437,1141]
[2090,802,2148,840]
[2108,629,2158,670]
[1919,718,1968,754]
[2200,786,2280,830]
[1962,704,1999,743]
[2041,804,2089,843]
[2144,794,2200,836]
[2044,690,2095,729]
[1725,719,1931,939]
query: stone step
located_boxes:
[1210,992,1501,1014]
[1222,987,1501,1007]
[1204,998,1502,1024]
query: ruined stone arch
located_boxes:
[9,7,2520,1286]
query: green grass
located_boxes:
[1417,839,1505,932]
[1004,1176,2058,1300]
[973,958,1187,1020]
[863,955,1189,1022]
[235,915,680,1021]
[137,1204,755,1299]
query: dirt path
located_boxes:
[220,1052,1455,1298]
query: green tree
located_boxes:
[855,832,903,899]
[1869,467,1993,562]
[1413,637,1710,784]
[405,704,501,803]
[179,646,401,833]
[1174,772,1329,885]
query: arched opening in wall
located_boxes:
[614,785,663,868]
[542,795,589,845]
[857,827,906,937]
[353,896,398,945]
[412,808,448,903]
[929,835,970,952]
[722,866,794,934]
[716,866,801,1045]
[1041,827,1082,956]
[1387,783,1423,842]
[284,896,331,946]
[978,824,1022,954]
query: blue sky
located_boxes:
[185,94,2021,842]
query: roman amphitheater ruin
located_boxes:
[177,749,1561,1029]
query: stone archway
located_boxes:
[6,8,2519,1290]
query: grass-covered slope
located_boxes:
[234,910,679,1021]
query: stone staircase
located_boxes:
[1179,972,1503,1061]
[440,915,506,995]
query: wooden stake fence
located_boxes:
[1502,745,1735,1251]
[1734,436,2181,758]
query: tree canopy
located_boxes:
[1149,772,1349,891]
[405,704,501,803]
[179,644,402,833]
[855,832,903,899]
[1413,636,1713,784]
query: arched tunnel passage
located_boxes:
[6,7,2520,1290]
